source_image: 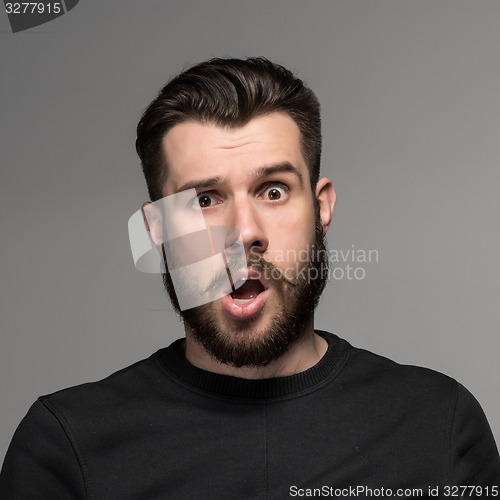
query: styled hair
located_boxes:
[136,57,322,201]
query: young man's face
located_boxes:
[160,112,335,366]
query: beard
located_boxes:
[162,211,329,368]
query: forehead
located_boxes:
[161,112,307,195]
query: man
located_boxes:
[1,57,499,499]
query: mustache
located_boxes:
[204,253,297,296]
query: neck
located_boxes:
[181,321,328,379]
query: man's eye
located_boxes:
[263,186,286,201]
[197,192,217,208]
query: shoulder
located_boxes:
[38,349,169,425]
[322,331,500,482]
[319,330,457,397]
[0,349,178,499]
[338,334,458,395]
[320,330,468,434]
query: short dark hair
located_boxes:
[136,57,322,201]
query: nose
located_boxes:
[227,198,269,258]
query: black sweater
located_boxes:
[1,331,499,499]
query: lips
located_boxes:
[221,270,270,319]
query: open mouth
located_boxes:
[230,278,266,304]
[221,272,270,319]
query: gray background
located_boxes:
[1,0,499,463]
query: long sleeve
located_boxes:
[0,400,87,499]
[450,382,500,485]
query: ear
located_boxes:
[141,202,164,249]
[315,178,336,236]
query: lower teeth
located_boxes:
[233,298,254,304]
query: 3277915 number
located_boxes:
[443,485,498,497]
[5,3,62,14]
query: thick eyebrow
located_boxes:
[250,163,304,187]
[176,176,223,193]
[175,162,303,193]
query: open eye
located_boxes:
[262,185,287,201]
[197,193,216,208]
[188,191,220,210]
